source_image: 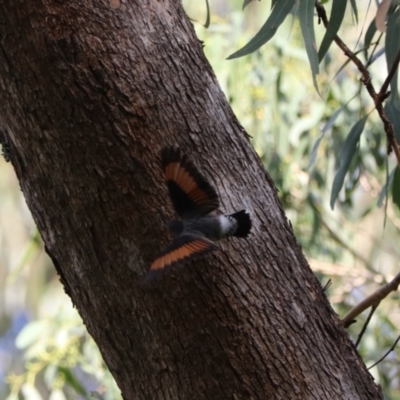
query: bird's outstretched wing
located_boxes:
[145,234,216,282]
[161,147,219,218]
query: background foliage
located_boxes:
[1,1,399,399]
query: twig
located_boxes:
[367,334,400,370]
[322,279,332,292]
[355,303,378,347]
[342,271,400,328]
[315,2,400,167]
[379,49,400,101]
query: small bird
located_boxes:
[145,147,251,281]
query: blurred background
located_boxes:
[1,1,399,399]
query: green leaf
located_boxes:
[227,0,295,59]
[384,96,400,143]
[349,0,358,24]
[392,166,400,211]
[58,366,88,396]
[318,0,347,62]
[204,0,210,28]
[308,134,326,170]
[330,116,368,209]
[298,0,320,92]
[385,8,400,98]
[364,19,377,54]
[363,18,378,63]
[308,104,346,169]
[378,167,396,207]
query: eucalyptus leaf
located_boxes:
[58,366,88,396]
[385,8,400,98]
[318,0,347,62]
[384,96,400,143]
[349,0,358,23]
[204,0,210,28]
[392,166,400,211]
[378,167,396,207]
[364,19,377,52]
[298,0,320,92]
[330,116,368,209]
[228,0,295,59]
[308,104,346,170]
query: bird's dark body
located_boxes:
[145,147,252,281]
[168,214,223,240]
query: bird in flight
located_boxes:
[145,147,251,281]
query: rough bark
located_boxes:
[0,0,382,399]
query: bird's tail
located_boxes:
[229,210,252,238]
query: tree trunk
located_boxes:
[0,0,382,399]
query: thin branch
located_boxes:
[315,2,400,167]
[355,303,378,347]
[342,271,400,328]
[322,279,332,292]
[379,48,400,100]
[367,334,400,370]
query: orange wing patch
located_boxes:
[150,238,212,271]
[144,235,216,282]
[165,162,209,205]
[160,147,220,217]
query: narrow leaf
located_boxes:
[321,104,347,135]
[228,0,295,59]
[385,8,400,98]
[375,0,392,32]
[330,116,368,209]
[392,166,400,211]
[204,0,210,28]
[349,0,358,24]
[308,105,346,170]
[318,0,347,62]
[378,166,396,207]
[364,19,377,62]
[298,0,320,92]
[58,366,88,396]
[308,134,325,170]
[384,94,400,143]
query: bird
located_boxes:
[145,147,251,281]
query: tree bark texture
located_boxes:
[0,1,382,399]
